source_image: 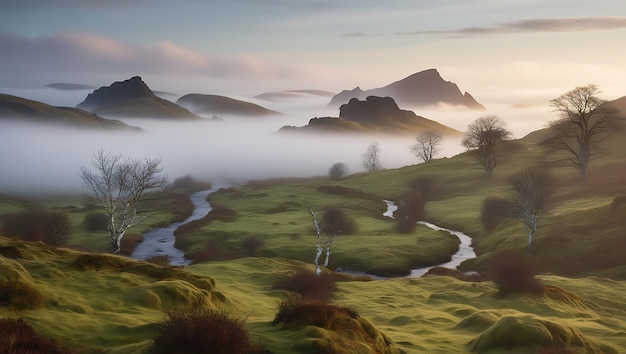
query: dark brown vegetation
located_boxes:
[174,205,238,237]
[273,295,358,329]
[1,208,72,246]
[490,251,544,296]
[240,235,265,256]
[0,281,43,310]
[394,191,425,233]
[153,309,265,354]
[272,268,337,301]
[480,197,513,232]
[329,162,348,181]
[0,317,72,354]
[320,206,357,236]
[83,212,108,232]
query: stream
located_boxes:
[383,200,476,278]
[130,187,219,266]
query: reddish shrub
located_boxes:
[153,310,264,354]
[0,317,72,354]
[480,197,514,232]
[1,209,72,246]
[272,268,337,301]
[145,254,170,265]
[491,251,545,296]
[394,190,425,234]
[321,206,357,235]
[272,295,359,329]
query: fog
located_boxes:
[0,89,556,196]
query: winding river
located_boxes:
[130,187,219,266]
[383,200,476,278]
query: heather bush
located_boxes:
[491,251,544,296]
[273,294,359,329]
[480,197,514,232]
[153,309,264,354]
[0,318,72,354]
[0,281,44,310]
[272,268,337,301]
[321,206,357,236]
[1,208,72,246]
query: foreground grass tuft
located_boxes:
[153,309,265,354]
[0,317,72,354]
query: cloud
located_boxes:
[0,31,296,89]
[350,17,626,38]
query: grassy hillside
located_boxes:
[1,113,626,352]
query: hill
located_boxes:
[0,93,140,130]
[177,94,280,116]
[279,96,462,136]
[328,68,486,110]
[77,76,200,119]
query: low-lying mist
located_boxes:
[0,89,557,197]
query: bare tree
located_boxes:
[362,142,382,172]
[329,162,348,181]
[80,149,168,254]
[306,207,341,275]
[462,115,511,177]
[508,165,557,252]
[410,131,442,163]
[546,84,622,178]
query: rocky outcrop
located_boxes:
[77,76,199,119]
[328,69,485,110]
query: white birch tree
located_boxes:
[306,207,340,275]
[80,149,167,254]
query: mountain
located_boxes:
[177,94,280,116]
[328,69,485,110]
[77,76,200,119]
[254,90,335,102]
[279,95,461,136]
[0,93,140,130]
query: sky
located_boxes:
[1,0,626,102]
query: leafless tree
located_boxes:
[329,162,348,181]
[410,131,442,163]
[545,84,622,178]
[306,207,341,275]
[362,142,382,172]
[462,115,511,177]
[80,149,168,254]
[508,165,557,252]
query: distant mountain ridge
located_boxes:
[77,76,200,119]
[254,90,335,102]
[280,95,461,136]
[177,94,280,116]
[328,69,485,110]
[0,93,139,130]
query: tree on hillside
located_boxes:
[546,84,622,178]
[462,115,511,177]
[508,165,557,252]
[410,131,442,163]
[306,206,349,275]
[80,149,168,254]
[329,162,348,181]
[362,142,382,172]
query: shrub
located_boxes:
[153,309,264,354]
[273,295,359,329]
[0,318,72,354]
[1,209,72,246]
[491,251,544,296]
[145,254,170,265]
[321,206,357,236]
[394,190,425,234]
[241,235,265,256]
[480,197,513,232]
[167,175,212,193]
[83,212,109,232]
[272,268,337,301]
[329,162,348,181]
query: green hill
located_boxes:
[177,93,281,116]
[0,93,140,130]
[2,107,626,352]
